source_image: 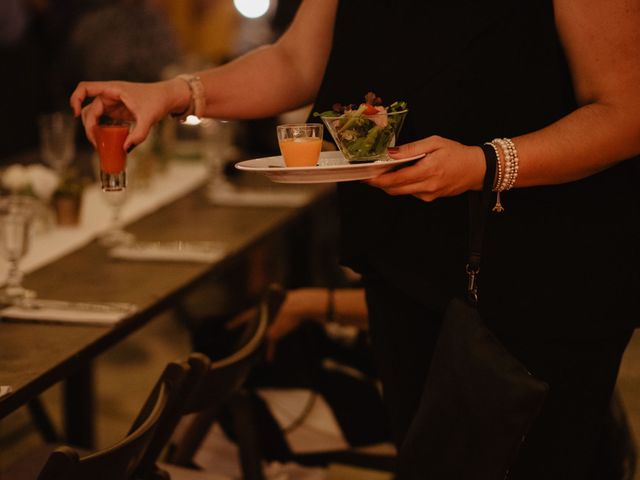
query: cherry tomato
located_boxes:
[363,104,379,115]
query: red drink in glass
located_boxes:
[94,124,129,191]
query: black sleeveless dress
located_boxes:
[311,0,640,340]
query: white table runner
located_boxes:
[0,161,210,283]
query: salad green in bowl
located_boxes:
[314,92,408,163]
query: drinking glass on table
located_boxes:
[201,118,233,192]
[38,112,76,175]
[0,196,36,303]
[93,122,135,246]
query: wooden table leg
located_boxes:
[63,363,94,448]
[27,397,60,442]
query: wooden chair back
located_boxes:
[36,358,196,480]
[162,284,285,479]
[38,363,189,480]
[135,353,211,479]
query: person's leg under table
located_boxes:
[364,278,442,449]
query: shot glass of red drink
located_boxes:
[94,123,130,192]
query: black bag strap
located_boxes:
[466,144,497,305]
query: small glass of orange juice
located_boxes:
[277,123,323,167]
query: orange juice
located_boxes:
[278,137,322,167]
[94,124,129,173]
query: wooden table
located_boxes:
[0,176,334,447]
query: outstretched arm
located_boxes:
[69,0,337,151]
[368,0,640,200]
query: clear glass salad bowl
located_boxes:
[320,108,408,163]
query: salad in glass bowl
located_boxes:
[314,92,408,163]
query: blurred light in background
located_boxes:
[233,0,272,19]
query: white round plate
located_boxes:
[234,151,425,184]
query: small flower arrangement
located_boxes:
[1,164,60,201]
[50,167,90,226]
[1,164,89,201]
[53,167,89,200]
[1,164,90,226]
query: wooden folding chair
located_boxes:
[4,355,205,480]
[143,284,285,480]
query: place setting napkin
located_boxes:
[0,299,138,326]
[109,240,226,263]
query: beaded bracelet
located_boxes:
[503,138,520,189]
[487,137,520,212]
[493,138,519,191]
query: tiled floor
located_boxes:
[2,310,640,479]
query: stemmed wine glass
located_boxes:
[0,196,36,303]
[94,122,135,247]
[38,112,76,175]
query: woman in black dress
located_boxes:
[70,1,640,477]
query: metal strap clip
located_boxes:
[465,263,480,305]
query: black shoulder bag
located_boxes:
[397,145,549,480]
